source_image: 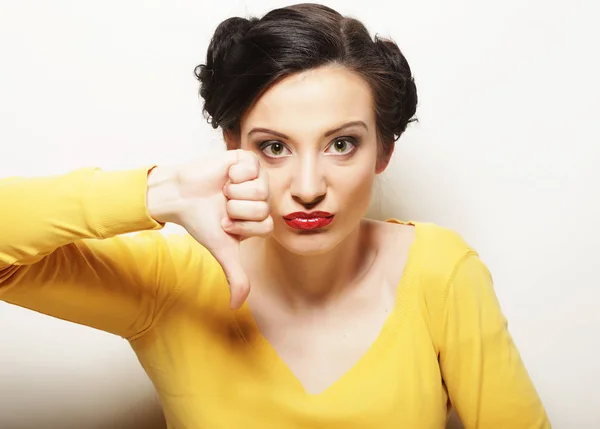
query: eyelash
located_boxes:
[258,136,360,159]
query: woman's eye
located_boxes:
[326,137,357,155]
[261,142,291,158]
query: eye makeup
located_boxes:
[254,134,362,160]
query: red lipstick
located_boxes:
[283,211,334,230]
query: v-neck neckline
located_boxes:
[233,220,421,398]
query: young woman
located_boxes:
[0,3,550,428]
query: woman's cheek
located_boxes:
[265,169,287,212]
[336,163,375,202]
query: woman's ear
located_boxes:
[223,130,241,150]
[376,141,395,174]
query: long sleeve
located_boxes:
[0,166,193,339]
[438,252,551,428]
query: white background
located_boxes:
[0,0,598,428]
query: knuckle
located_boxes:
[239,167,256,181]
[223,183,232,197]
[245,149,260,164]
[239,151,259,170]
[254,185,268,200]
[229,166,252,182]
[253,217,273,237]
[263,215,274,231]
[223,183,236,198]
[261,218,274,236]
[228,165,242,181]
[257,201,270,219]
[226,199,240,214]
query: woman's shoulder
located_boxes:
[384,218,475,257]
[382,218,480,287]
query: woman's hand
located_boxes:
[147,149,272,309]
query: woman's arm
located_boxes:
[438,253,551,428]
[0,150,271,337]
[0,166,190,339]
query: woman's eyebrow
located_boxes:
[247,128,289,139]
[324,121,368,137]
[247,121,368,139]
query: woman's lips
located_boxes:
[283,211,334,230]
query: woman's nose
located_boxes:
[290,156,326,208]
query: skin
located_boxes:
[222,65,416,393]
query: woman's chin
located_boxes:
[272,229,340,256]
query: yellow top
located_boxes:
[0,167,551,428]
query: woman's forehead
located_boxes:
[241,65,376,139]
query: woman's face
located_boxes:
[235,65,390,256]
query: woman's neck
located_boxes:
[246,221,378,309]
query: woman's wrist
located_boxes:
[146,165,185,224]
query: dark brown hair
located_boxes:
[195,3,417,154]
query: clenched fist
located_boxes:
[147,149,272,309]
